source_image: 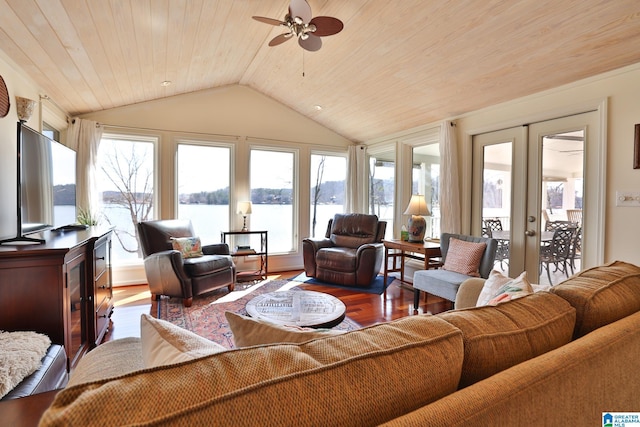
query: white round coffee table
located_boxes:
[245,290,346,328]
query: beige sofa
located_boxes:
[39,261,640,426]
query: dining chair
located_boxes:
[539,227,576,285]
[482,218,509,269]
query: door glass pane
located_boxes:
[481,142,512,273]
[369,153,394,239]
[177,143,230,243]
[412,144,440,239]
[250,149,295,253]
[539,131,584,285]
[98,135,156,262]
[310,154,346,238]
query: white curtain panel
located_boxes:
[439,121,461,234]
[345,145,368,213]
[66,119,103,217]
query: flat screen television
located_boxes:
[0,123,77,244]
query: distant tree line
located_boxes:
[175,180,347,205]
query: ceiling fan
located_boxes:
[252,0,344,52]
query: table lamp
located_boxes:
[403,194,430,242]
[237,201,252,231]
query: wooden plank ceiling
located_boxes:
[0,0,639,142]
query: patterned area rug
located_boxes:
[157,279,361,349]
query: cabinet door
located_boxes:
[66,253,88,368]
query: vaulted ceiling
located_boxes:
[1,0,639,142]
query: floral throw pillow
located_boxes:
[442,238,487,277]
[171,236,203,259]
[476,269,533,306]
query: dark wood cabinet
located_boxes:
[0,227,113,371]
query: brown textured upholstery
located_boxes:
[41,316,464,426]
[551,260,640,338]
[137,219,236,307]
[303,213,386,287]
[438,292,576,388]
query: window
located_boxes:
[310,153,346,238]
[250,149,296,253]
[42,122,60,142]
[412,144,440,239]
[97,134,156,262]
[369,150,395,239]
[177,142,231,243]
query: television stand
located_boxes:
[0,234,45,245]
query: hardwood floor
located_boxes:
[103,270,452,342]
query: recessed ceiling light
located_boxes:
[314,105,323,111]
[160,80,172,87]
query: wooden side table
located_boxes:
[382,239,442,286]
[221,230,268,282]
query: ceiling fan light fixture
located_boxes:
[253,0,342,52]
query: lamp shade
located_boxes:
[403,194,430,216]
[403,194,430,243]
[16,96,37,122]
[237,201,253,215]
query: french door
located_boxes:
[471,111,602,286]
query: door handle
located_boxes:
[525,230,536,237]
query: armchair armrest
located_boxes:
[302,238,334,252]
[203,243,230,255]
[454,278,486,309]
[143,250,192,299]
[302,238,334,277]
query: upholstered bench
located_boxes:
[1,344,68,401]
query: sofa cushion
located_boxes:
[41,315,464,427]
[438,292,576,388]
[182,254,234,277]
[316,247,358,271]
[443,238,486,277]
[550,260,640,338]
[140,313,227,368]
[225,311,346,347]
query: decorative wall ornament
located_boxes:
[0,75,9,118]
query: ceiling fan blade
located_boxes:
[289,0,312,23]
[252,16,284,26]
[309,16,344,37]
[268,33,292,47]
[299,34,322,52]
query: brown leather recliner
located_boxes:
[137,219,236,307]
[303,213,387,287]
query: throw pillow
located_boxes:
[225,311,346,347]
[170,236,203,258]
[443,238,486,277]
[476,270,533,306]
[140,313,226,368]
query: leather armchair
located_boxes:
[303,213,386,287]
[137,219,236,307]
